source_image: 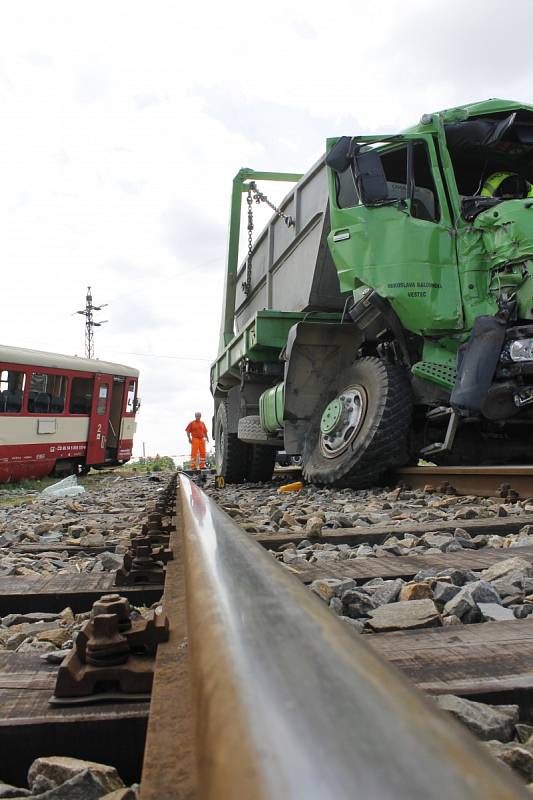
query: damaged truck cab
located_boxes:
[211,99,533,487]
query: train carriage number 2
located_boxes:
[97,423,104,447]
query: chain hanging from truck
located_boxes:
[242,182,295,296]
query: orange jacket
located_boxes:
[186,420,207,439]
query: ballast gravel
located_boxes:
[205,476,533,786]
[206,480,533,541]
[0,755,137,799]
[0,473,168,796]
[0,472,168,654]
[205,478,533,631]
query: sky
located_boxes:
[1,0,533,460]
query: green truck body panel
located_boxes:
[329,202,463,334]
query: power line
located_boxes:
[102,349,211,362]
[74,286,108,358]
[105,256,222,306]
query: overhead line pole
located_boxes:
[74,286,108,359]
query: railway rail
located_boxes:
[274,464,533,500]
[395,465,533,500]
[3,467,533,797]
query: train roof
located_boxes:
[0,344,139,378]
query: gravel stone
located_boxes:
[478,603,516,622]
[99,790,136,800]
[436,695,518,741]
[491,577,525,598]
[514,604,533,619]
[367,599,441,632]
[482,557,533,583]
[486,740,533,781]
[516,724,533,744]
[339,616,365,633]
[0,784,31,798]
[365,579,404,605]
[399,582,433,601]
[79,533,106,547]
[443,590,476,620]
[421,532,453,549]
[432,581,461,605]
[442,614,462,626]
[444,581,501,621]
[27,769,111,799]
[305,516,324,536]
[2,613,60,627]
[98,552,124,571]
[28,757,124,795]
[310,578,356,603]
[329,597,343,615]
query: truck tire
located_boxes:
[246,445,276,483]
[302,357,412,488]
[215,402,248,483]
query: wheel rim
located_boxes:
[319,385,367,459]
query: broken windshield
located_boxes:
[444,109,533,220]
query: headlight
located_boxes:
[509,338,533,362]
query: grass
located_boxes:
[0,495,35,508]
[0,476,59,494]
[127,456,176,473]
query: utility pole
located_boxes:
[75,287,108,359]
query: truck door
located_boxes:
[86,375,111,465]
[327,134,463,335]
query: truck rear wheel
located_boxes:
[246,445,276,483]
[214,402,248,483]
[302,357,412,488]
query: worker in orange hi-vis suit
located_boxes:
[186,412,209,470]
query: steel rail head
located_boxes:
[178,473,529,800]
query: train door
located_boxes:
[86,375,112,464]
[106,377,125,460]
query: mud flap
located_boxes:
[283,322,362,453]
[450,315,507,415]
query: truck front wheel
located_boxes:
[214,401,248,483]
[302,357,412,488]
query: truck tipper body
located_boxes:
[211,99,533,487]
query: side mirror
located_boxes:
[326,137,389,206]
[326,136,356,173]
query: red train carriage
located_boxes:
[0,345,139,482]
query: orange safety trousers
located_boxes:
[190,437,206,469]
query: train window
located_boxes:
[0,369,26,413]
[97,384,109,415]
[28,373,67,414]
[126,381,136,413]
[69,377,94,415]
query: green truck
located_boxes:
[211,99,533,487]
